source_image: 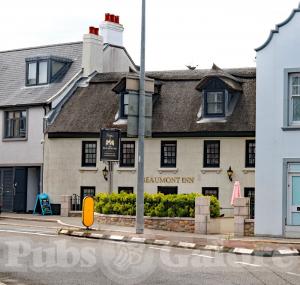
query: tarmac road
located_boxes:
[0,222,300,285]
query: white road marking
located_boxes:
[178,242,196,248]
[278,249,299,255]
[131,237,146,243]
[233,248,254,255]
[0,229,56,237]
[204,245,224,251]
[191,253,215,259]
[109,235,124,241]
[287,272,300,277]
[149,246,170,252]
[154,239,170,245]
[235,261,261,267]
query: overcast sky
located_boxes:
[0,0,299,70]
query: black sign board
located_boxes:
[100,128,120,161]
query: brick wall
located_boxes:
[96,214,195,233]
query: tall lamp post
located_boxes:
[136,0,146,234]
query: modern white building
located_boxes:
[256,3,300,237]
[0,13,137,212]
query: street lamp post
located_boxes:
[136,0,146,234]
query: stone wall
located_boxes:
[244,219,254,236]
[96,214,195,233]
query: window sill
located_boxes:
[2,137,28,142]
[158,168,178,174]
[79,167,98,172]
[201,168,222,174]
[197,118,227,124]
[242,168,255,174]
[282,126,300,131]
[116,167,136,173]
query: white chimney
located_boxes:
[100,13,124,46]
[82,26,103,77]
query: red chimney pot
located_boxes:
[105,13,110,21]
[89,26,95,34]
[110,14,115,23]
[94,27,99,35]
[115,15,120,24]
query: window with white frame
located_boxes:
[289,73,300,124]
[204,91,225,116]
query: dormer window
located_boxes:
[26,56,72,86]
[205,91,225,116]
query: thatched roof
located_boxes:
[47,66,256,136]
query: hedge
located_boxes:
[94,192,220,218]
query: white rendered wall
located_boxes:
[103,46,137,72]
[0,107,44,166]
[256,12,300,236]
[44,136,255,215]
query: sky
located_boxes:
[0,0,299,70]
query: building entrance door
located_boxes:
[288,174,300,225]
[0,168,14,212]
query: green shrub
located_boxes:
[94,192,220,218]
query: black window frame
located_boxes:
[245,140,255,168]
[204,90,225,117]
[80,186,96,208]
[25,57,72,86]
[81,141,97,167]
[26,59,50,86]
[160,141,177,168]
[202,187,219,199]
[203,140,220,168]
[157,186,178,195]
[120,93,129,118]
[120,141,135,167]
[4,110,27,139]
[118,187,134,194]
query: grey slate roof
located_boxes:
[0,42,83,107]
[47,67,256,135]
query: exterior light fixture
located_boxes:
[102,166,108,181]
[227,166,233,182]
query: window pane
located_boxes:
[293,97,300,121]
[4,110,26,138]
[27,62,37,85]
[51,60,64,77]
[206,92,224,115]
[124,94,129,104]
[38,61,48,84]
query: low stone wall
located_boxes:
[244,219,254,236]
[96,214,195,233]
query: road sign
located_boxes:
[100,128,120,161]
[82,196,94,228]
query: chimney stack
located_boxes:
[100,13,124,46]
[82,26,103,77]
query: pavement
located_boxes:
[1,213,300,257]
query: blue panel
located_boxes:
[292,176,300,205]
[289,164,300,172]
[292,213,300,225]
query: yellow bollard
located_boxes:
[82,196,94,229]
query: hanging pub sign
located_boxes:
[100,128,120,161]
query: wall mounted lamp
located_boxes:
[102,166,108,181]
[227,166,233,182]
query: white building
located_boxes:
[44,65,256,216]
[256,3,300,237]
[0,13,137,212]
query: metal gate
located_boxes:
[0,169,14,212]
[245,187,255,219]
